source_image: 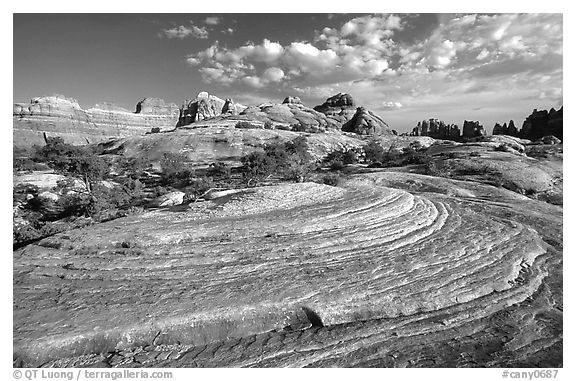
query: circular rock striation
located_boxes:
[13,178,561,367]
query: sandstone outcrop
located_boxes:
[493,120,518,137]
[519,107,563,141]
[411,119,460,140]
[14,95,180,147]
[177,92,246,127]
[313,93,357,124]
[342,107,392,135]
[221,99,238,115]
[282,96,302,105]
[136,98,179,115]
[149,191,186,208]
[536,135,562,145]
[462,120,486,138]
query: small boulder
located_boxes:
[150,191,186,207]
[536,135,562,145]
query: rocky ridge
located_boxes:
[177,92,246,127]
[520,108,563,141]
[411,119,461,140]
[14,95,180,147]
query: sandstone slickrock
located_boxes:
[520,108,563,141]
[99,127,364,164]
[467,135,529,155]
[14,95,180,147]
[411,119,460,140]
[425,140,562,198]
[13,173,562,367]
[342,107,392,136]
[462,120,486,139]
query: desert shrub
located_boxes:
[241,151,275,180]
[329,160,345,171]
[151,186,169,198]
[33,137,110,187]
[118,156,152,179]
[424,160,451,177]
[160,152,193,186]
[321,173,342,186]
[241,136,314,182]
[401,146,433,165]
[13,220,69,247]
[364,140,386,163]
[207,162,232,179]
[263,121,274,130]
[14,146,48,172]
[185,177,215,198]
[325,147,361,168]
[289,122,307,132]
[235,121,261,129]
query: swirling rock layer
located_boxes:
[13,173,562,367]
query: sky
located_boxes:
[13,13,563,133]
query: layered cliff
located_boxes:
[13,95,179,147]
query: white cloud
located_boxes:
[382,101,403,109]
[426,40,457,68]
[183,12,561,125]
[242,76,266,88]
[262,67,285,82]
[476,49,490,60]
[160,23,208,39]
[205,16,221,26]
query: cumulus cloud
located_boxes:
[405,13,562,71]
[160,23,209,39]
[183,12,561,126]
[185,14,407,89]
[262,67,285,82]
[205,16,221,25]
[382,101,403,109]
